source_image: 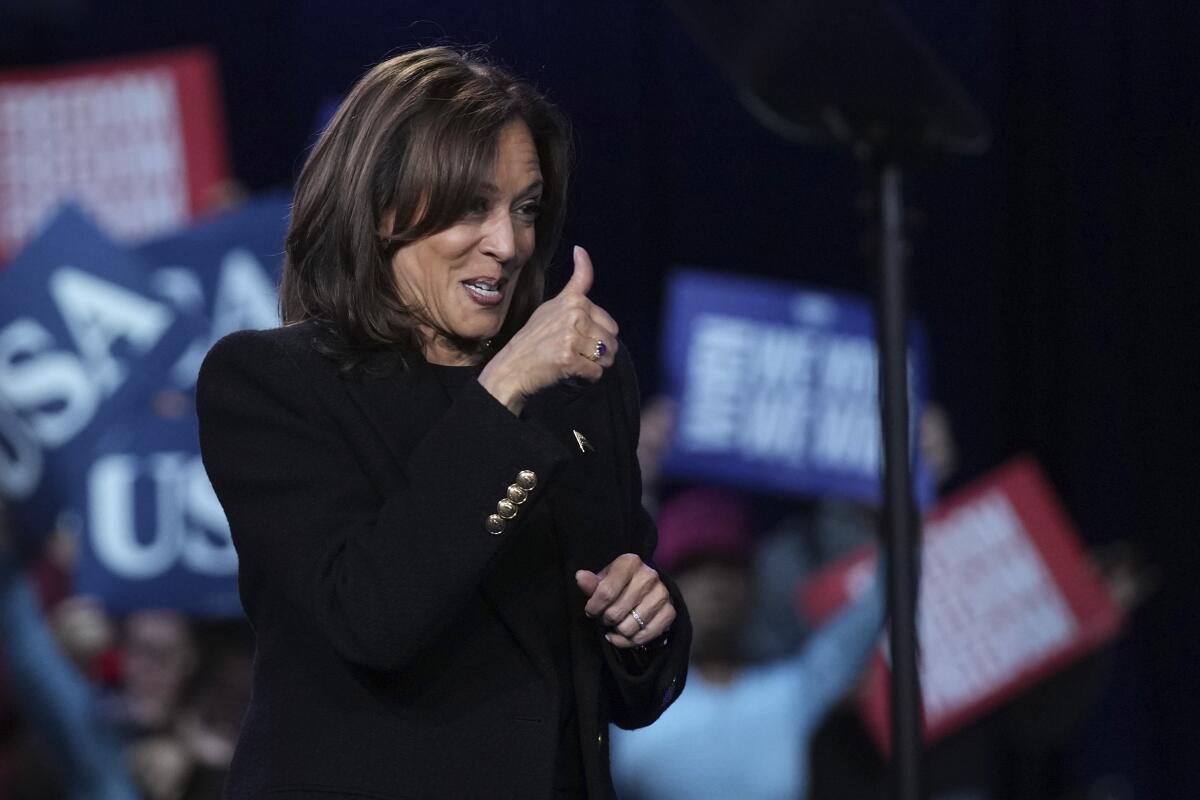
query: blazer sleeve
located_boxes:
[600,348,692,730]
[196,330,571,673]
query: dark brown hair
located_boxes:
[280,46,573,368]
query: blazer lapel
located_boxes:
[528,380,630,576]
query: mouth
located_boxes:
[461,277,508,307]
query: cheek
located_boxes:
[430,226,479,264]
[518,226,537,258]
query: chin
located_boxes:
[448,323,502,344]
[454,310,510,342]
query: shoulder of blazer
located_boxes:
[201,320,418,390]
[196,322,356,432]
[202,320,322,369]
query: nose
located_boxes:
[480,210,517,265]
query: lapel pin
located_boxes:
[573,429,595,454]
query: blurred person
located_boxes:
[0,501,138,800]
[126,735,193,800]
[0,501,235,800]
[121,610,197,734]
[609,488,885,800]
[746,402,959,662]
[50,595,118,677]
[119,617,252,800]
[172,623,255,798]
[196,46,690,800]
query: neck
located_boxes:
[422,333,482,367]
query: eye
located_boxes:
[514,199,543,223]
[466,196,490,215]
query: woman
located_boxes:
[196,46,690,799]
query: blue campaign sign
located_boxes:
[69,408,240,617]
[136,193,289,388]
[660,268,934,507]
[0,206,202,541]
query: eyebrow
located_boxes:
[480,179,544,197]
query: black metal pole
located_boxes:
[875,161,923,800]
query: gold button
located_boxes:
[506,485,528,505]
[516,470,537,491]
[496,498,518,519]
[485,515,506,535]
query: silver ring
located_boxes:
[590,339,607,362]
[629,609,647,631]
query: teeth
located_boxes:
[465,281,500,294]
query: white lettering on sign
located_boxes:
[49,267,174,395]
[680,314,751,451]
[0,69,187,257]
[677,313,919,477]
[912,491,1077,722]
[88,452,236,580]
[0,400,44,497]
[156,248,281,387]
[210,248,280,335]
[0,317,99,448]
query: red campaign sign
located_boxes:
[800,456,1124,754]
[0,48,230,260]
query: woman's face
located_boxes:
[390,119,544,365]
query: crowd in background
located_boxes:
[0,382,1154,799]
[0,509,252,800]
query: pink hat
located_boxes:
[654,487,753,571]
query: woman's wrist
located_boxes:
[477,361,526,416]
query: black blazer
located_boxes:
[196,320,690,800]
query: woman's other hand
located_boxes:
[478,245,619,415]
[575,554,676,648]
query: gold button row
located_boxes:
[486,470,537,535]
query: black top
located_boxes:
[196,322,691,800]
[429,364,585,794]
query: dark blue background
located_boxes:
[5,1,1197,795]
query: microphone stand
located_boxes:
[665,2,991,797]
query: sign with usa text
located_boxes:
[0,203,276,616]
[0,207,201,540]
[136,192,288,388]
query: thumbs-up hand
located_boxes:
[560,242,594,296]
[479,245,619,415]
